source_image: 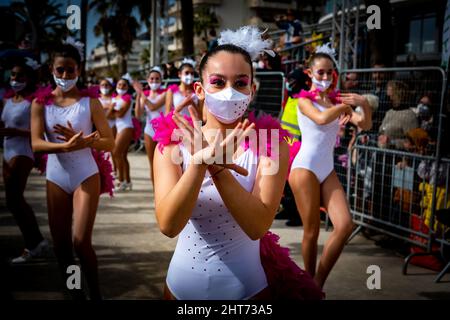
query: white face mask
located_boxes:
[202,86,251,124]
[10,80,26,92]
[53,74,78,92]
[181,74,194,85]
[311,76,332,92]
[100,87,110,95]
[116,88,127,95]
[149,82,161,91]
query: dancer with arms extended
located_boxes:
[289,43,372,289]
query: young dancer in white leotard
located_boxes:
[289,45,372,289]
[0,58,48,264]
[134,67,166,185]
[153,27,289,300]
[111,78,133,191]
[165,59,200,117]
[31,41,114,299]
[98,78,117,176]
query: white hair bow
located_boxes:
[121,73,133,83]
[181,58,196,68]
[105,77,114,85]
[63,36,85,61]
[24,57,40,70]
[315,42,338,65]
[150,66,164,78]
[218,26,275,60]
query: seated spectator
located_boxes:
[378,80,419,150]
[411,94,434,139]
[342,72,360,91]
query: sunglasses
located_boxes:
[54,66,76,74]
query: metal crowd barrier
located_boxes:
[336,67,449,282]
[250,71,286,119]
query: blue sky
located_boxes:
[1,0,146,55]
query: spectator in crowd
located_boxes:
[256,52,282,72]
[207,29,218,51]
[341,72,360,91]
[370,63,390,129]
[411,94,435,140]
[378,80,419,150]
[165,62,178,79]
[275,9,303,50]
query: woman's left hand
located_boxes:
[53,121,77,141]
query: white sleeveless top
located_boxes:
[172,90,198,117]
[144,93,165,138]
[1,98,33,162]
[98,96,116,128]
[113,95,133,132]
[291,100,339,183]
[166,143,268,300]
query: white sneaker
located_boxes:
[11,239,49,264]
[115,181,132,192]
[124,182,132,191]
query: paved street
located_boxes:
[1,152,449,300]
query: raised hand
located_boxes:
[172,106,253,176]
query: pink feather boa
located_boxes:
[151,110,193,153]
[167,84,180,94]
[261,231,324,299]
[132,117,142,142]
[4,89,35,102]
[91,149,114,197]
[151,111,291,157]
[143,88,166,96]
[287,140,301,177]
[245,111,291,158]
[112,92,132,103]
[294,89,341,105]
[34,85,99,105]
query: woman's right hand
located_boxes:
[172,106,252,176]
[338,104,353,125]
[63,131,99,152]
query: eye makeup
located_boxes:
[314,69,333,76]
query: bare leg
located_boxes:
[289,168,321,278]
[46,181,81,298]
[144,134,157,186]
[113,128,133,184]
[315,171,354,288]
[111,126,118,175]
[72,173,101,300]
[3,157,44,250]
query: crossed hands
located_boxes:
[171,106,255,177]
[53,121,99,152]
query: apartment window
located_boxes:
[404,14,438,54]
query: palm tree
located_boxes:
[140,47,151,70]
[180,0,194,56]
[9,0,66,61]
[91,0,114,69]
[108,5,139,75]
